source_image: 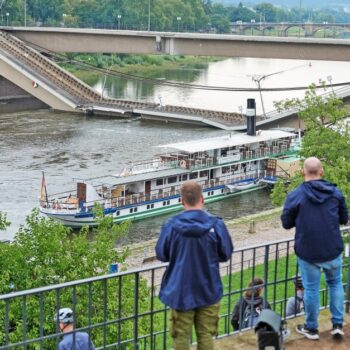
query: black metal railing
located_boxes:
[0,228,349,349]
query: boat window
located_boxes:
[211,191,214,195]
[134,207,138,212]
[200,170,208,178]
[182,174,188,181]
[178,198,181,203]
[156,179,163,186]
[151,204,154,209]
[116,211,120,216]
[163,201,166,206]
[147,205,150,210]
[221,189,224,193]
[168,176,177,184]
[167,200,170,205]
[207,192,210,196]
[129,208,133,213]
[222,166,230,174]
[189,172,198,180]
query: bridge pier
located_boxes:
[0,75,48,113]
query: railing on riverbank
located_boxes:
[1,229,349,349]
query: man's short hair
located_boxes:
[303,157,322,176]
[181,181,202,206]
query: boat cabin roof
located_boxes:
[157,130,295,154]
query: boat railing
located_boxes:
[129,159,179,174]
[215,145,292,166]
[100,171,272,210]
[122,144,296,176]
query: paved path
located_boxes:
[213,309,350,349]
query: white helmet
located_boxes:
[55,307,74,324]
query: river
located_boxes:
[1,57,350,241]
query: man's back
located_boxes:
[59,332,95,350]
[281,179,348,263]
[156,209,233,311]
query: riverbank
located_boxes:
[60,54,222,83]
[122,208,294,270]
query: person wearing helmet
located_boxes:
[55,308,96,350]
[286,276,305,317]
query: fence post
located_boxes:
[263,245,270,309]
[134,272,140,350]
[345,241,350,313]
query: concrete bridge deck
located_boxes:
[3,27,350,61]
[1,28,350,130]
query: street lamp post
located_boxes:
[323,21,328,38]
[238,105,243,118]
[177,16,181,32]
[148,0,151,31]
[327,75,334,93]
[62,13,67,27]
[298,0,302,38]
[24,0,27,27]
[6,12,9,26]
[252,75,267,118]
[100,65,113,102]
[117,14,121,30]
[250,19,255,35]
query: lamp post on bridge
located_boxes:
[148,0,151,31]
[298,0,302,38]
[250,19,255,35]
[117,14,122,30]
[327,75,334,93]
[323,21,328,38]
[24,0,27,27]
[62,13,67,27]
[177,16,181,32]
[6,12,9,26]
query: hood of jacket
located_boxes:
[301,179,337,204]
[172,210,219,238]
[244,296,264,306]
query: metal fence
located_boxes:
[0,228,349,349]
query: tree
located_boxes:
[229,4,259,23]
[255,3,277,22]
[27,0,64,24]
[0,208,155,348]
[271,84,350,207]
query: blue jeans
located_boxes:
[298,254,344,330]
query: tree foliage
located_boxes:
[0,208,155,348]
[1,1,350,32]
[272,84,350,207]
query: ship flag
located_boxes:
[40,172,49,206]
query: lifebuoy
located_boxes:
[179,159,187,169]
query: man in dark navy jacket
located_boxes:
[156,181,233,350]
[281,157,348,340]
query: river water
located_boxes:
[1,57,350,241]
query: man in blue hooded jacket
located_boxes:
[281,157,348,340]
[156,181,233,350]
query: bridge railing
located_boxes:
[1,229,349,349]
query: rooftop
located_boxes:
[158,130,295,153]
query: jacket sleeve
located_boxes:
[231,298,244,331]
[155,221,172,262]
[285,297,297,317]
[216,219,234,262]
[338,193,349,225]
[281,192,298,229]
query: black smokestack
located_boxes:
[246,98,256,136]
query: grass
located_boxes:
[60,54,222,82]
